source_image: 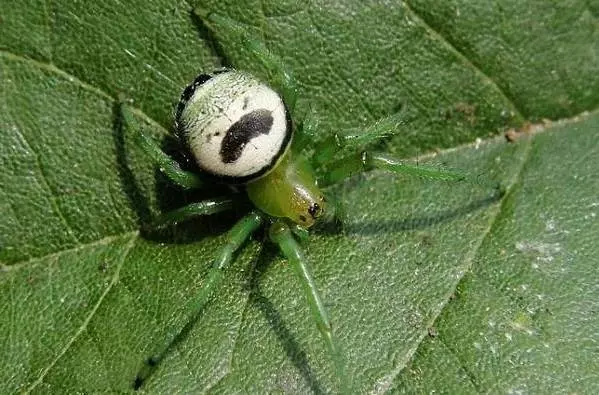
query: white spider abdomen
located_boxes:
[175,70,292,183]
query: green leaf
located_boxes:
[1,1,598,394]
[390,120,599,394]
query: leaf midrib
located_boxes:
[24,233,138,393]
[370,134,535,393]
[402,1,525,120]
[3,61,596,389]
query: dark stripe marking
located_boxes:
[220,109,274,163]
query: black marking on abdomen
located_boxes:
[175,73,213,123]
[220,109,274,163]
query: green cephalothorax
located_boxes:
[129,8,503,394]
[246,150,325,228]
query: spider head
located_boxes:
[295,196,326,228]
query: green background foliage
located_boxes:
[1,1,598,393]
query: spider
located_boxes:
[126,9,501,393]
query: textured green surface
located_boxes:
[1,1,598,393]
[390,119,599,393]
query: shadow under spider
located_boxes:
[112,101,244,245]
[316,186,504,236]
[189,8,234,69]
[112,100,317,391]
[244,244,325,394]
[132,237,324,393]
[112,101,153,229]
[128,190,499,391]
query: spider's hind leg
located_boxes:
[120,103,205,190]
[135,211,264,389]
[193,9,298,111]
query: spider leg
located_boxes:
[312,113,407,167]
[291,107,320,153]
[135,211,264,389]
[269,221,349,393]
[311,114,502,191]
[288,222,310,241]
[152,197,236,228]
[321,191,347,227]
[322,150,503,193]
[193,9,297,110]
[121,103,204,189]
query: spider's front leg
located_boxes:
[269,221,350,394]
[313,116,503,192]
[323,150,501,188]
[135,211,264,389]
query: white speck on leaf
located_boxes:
[515,240,561,257]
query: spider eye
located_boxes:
[308,202,323,219]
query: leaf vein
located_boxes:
[12,126,80,245]
[1,232,137,272]
[437,335,483,393]
[372,136,534,392]
[403,1,525,120]
[0,50,170,133]
[0,50,112,102]
[25,233,138,393]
